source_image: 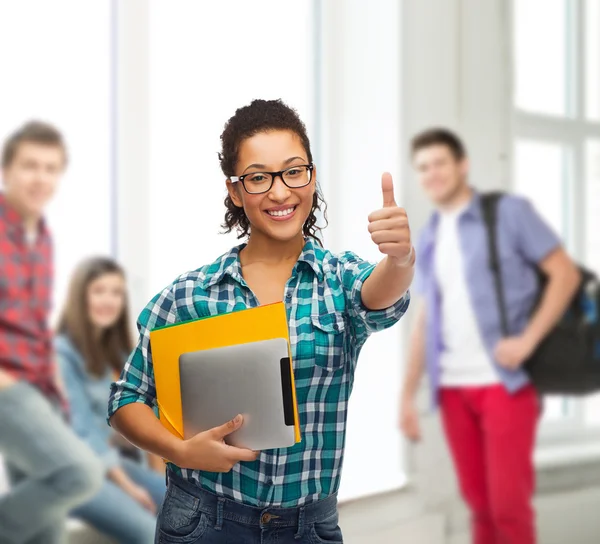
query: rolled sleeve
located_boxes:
[508,197,561,265]
[107,284,179,424]
[339,251,410,344]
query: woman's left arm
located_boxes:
[361,254,415,311]
[361,173,415,311]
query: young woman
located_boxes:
[56,257,165,544]
[109,99,414,543]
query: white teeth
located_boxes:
[267,207,295,217]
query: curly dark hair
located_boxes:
[219,99,327,243]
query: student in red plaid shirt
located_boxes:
[0,122,103,544]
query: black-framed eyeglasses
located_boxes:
[229,164,314,195]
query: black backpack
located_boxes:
[481,192,600,395]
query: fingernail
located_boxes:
[233,414,242,424]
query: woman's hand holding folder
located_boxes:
[111,405,259,473]
[176,414,259,472]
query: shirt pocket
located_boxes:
[310,312,347,372]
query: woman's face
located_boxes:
[87,272,126,331]
[227,130,316,243]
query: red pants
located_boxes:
[440,385,540,544]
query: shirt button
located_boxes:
[285,293,292,301]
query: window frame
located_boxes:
[510,0,600,446]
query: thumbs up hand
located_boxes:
[367,172,413,267]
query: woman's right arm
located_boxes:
[108,284,258,472]
[111,405,257,472]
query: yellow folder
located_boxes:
[149,302,301,445]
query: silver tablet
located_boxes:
[178,337,296,451]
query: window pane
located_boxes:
[544,397,574,421]
[514,0,569,116]
[0,0,113,322]
[586,0,600,120]
[585,140,600,270]
[514,140,569,239]
[584,139,600,426]
[585,395,600,426]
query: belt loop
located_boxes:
[294,506,305,539]
[215,497,225,531]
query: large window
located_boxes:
[512,0,600,437]
[147,0,315,295]
[0,0,114,322]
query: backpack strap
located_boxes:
[480,192,509,336]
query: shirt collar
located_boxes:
[432,187,483,223]
[420,188,482,254]
[296,238,324,279]
[0,192,48,237]
[0,192,24,229]
[461,189,483,220]
[200,237,323,289]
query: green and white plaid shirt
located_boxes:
[108,239,410,507]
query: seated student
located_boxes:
[56,257,165,544]
[108,99,414,544]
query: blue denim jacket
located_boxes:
[56,334,121,469]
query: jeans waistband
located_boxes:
[166,470,338,529]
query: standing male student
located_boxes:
[399,128,580,544]
[0,121,103,544]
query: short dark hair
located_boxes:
[2,121,67,168]
[219,99,327,242]
[411,128,467,161]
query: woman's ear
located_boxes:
[226,179,244,208]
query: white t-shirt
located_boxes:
[434,207,499,386]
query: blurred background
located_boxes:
[0,0,599,542]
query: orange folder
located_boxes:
[149,302,301,445]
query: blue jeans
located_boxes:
[0,382,104,544]
[155,471,343,544]
[73,457,166,544]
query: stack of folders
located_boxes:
[149,302,301,452]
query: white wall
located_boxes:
[0,0,114,323]
[400,0,512,523]
[317,0,405,501]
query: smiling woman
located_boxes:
[55,257,166,543]
[108,98,413,543]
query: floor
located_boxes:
[338,485,600,544]
[68,484,600,543]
